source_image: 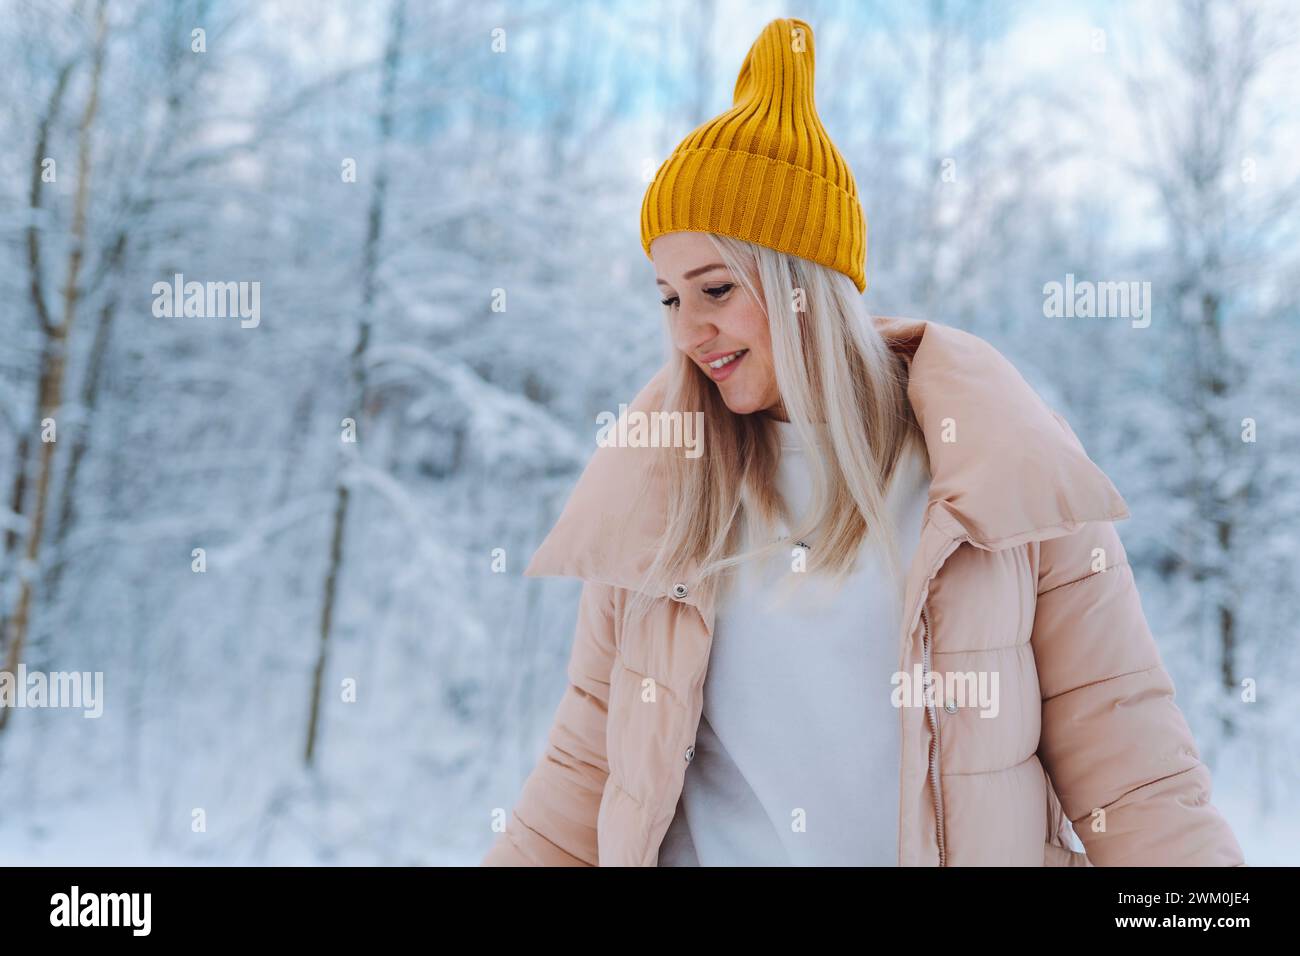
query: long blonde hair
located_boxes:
[625,234,927,629]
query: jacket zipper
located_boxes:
[921,602,946,867]
[647,602,715,865]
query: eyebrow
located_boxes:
[655,263,728,287]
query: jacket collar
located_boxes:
[523,316,1130,630]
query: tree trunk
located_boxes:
[1,0,107,733]
[46,236,126,602]
[0,54,79,662]
[304,0,405,765]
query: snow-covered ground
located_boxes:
[1,774,1288,866]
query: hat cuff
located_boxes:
[640,145,867,294]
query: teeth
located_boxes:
[708,350,747,369]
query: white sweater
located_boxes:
[656,419,932,866]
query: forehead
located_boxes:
[651,232,728,279]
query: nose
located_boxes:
[671,300,718,356]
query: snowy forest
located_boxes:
[0,0,1297,865]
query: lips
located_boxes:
[703,348,748,382]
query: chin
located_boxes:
[717,389,765,416]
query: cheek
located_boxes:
[714,299,766,346]
[737,307,773,360]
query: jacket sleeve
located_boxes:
[481,579,617,866]
[1031,520,1245,866]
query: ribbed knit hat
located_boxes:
[640,17,867,293]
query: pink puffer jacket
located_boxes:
[483,316,1245,866]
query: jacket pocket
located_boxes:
[1043,841,1092,867]
[1044,771,1091,866]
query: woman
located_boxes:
[483,17,1243,866]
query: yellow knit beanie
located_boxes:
[640,17,867,293]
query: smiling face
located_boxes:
[651,231,785,420]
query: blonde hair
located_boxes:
[624,234,927,629]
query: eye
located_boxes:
[704,283,733,298]
[660,295,679,309]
